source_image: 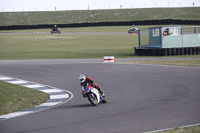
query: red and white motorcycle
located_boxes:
[81,83,107,106]
[50,28,61,34]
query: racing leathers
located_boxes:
[80,77,104,97]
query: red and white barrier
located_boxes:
[104,56,114,62]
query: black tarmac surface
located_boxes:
[0,59,200,133]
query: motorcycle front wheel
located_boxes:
[88,93,98,106]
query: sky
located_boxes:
[0,0,200,12]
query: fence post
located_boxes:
[194,27,196,34]
[138,30,141,47]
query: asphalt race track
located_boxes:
[0,59,200,133]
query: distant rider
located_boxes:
[131,24,135,29]
[163,28,172,36]
[53,25,58,31]
[131,24,138,31]
[79,74,105,98]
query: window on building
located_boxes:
[152,29,159,37]
[168,27,179,35]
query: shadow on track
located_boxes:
[58,104,95,109]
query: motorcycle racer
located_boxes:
[128,24,138,34]
[79,74,105,98]
[131,24,138,31]
[131,24,135,29]
[50,25,61,34]
[53,25,58,32]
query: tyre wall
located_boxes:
[134,47,200,56]
[0,19,200,30]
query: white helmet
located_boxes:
[79,74,86,83]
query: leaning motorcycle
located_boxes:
[50,28,61,34]
[81,83,107,106]
[128,28,138,34]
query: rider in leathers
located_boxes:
[53,25,58,32]
[79,74,105,97]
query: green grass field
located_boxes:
[0,7,200,26]
[1,26,200,60]
[116,59,200,67]
[0,33,137,60]
[0,80,49,115]
[0,26,139,60]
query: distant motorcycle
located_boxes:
[81,83,107,106]
[128,28,138,34]
[50,28,61,34]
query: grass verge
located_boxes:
[115,59,200,67]
[0,80,49,115]
[152,125,200,133]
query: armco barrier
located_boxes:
[0,19,200,30]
